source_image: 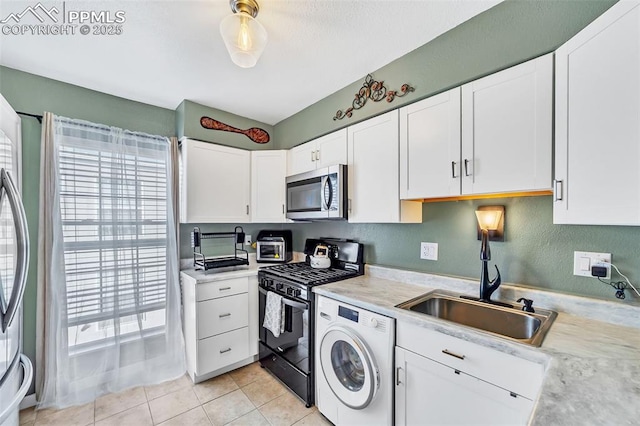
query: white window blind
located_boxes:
[55,120,171,348]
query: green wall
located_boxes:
[0,66,176,393]
[274,0,618,148]
[177,100,274,150]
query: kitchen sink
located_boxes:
[396,290,557,347]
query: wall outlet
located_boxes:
[420,242,438,261]
[573,251,611,279]
[244,234,252,246]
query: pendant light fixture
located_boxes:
[220,0,268,68]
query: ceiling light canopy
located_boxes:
[220,0,268,68]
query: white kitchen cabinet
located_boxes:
[181,273,259,383]
[180,138,251,223]
[400,87,461,199]
[554,1,640,225]
[347,110,422,223]
[251,150,287,223]
[287,128,347,176]
[395,321,543,426]
[461,53,552,196]
[395,347,534,426]
[400,55,552,200]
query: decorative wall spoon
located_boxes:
[200,116,270,144]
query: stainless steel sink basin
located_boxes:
[396,291,557,347]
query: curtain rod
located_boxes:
[17,111,43,123]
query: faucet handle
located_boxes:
[517,298,535,313]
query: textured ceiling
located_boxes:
[0,0,501,125]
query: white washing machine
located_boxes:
[315,295,395,425]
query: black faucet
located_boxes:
[479,228,501,303]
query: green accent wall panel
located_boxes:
[179,100,274,150]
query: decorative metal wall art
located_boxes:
[333,74,414,120]
[200,116,270,144]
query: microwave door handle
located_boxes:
[0,169,30,333]
[322,175,333,211]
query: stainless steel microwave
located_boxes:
[286,164,347,221]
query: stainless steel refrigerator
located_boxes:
[0,95,32,426]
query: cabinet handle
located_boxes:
[282,204,285,214]
[463,159,471,177]
[442,349,465,360]
[396,366,403,386]
[316,150,320,162]
[220,348,232,354]
[311,151,315,162]
[451,161,457,178]
[348,199,352,212]
[219,313,231,318]
[553,179,563,201]
[246,205,249,215]
[219,287,231,291]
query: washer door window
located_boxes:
[320,327,379,409]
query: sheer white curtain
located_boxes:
[37,115,185,409]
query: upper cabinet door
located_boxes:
[287,141,316,176]
[400,87,461,199]
[251,150,287,223]
[461,53,553,196]
[315,128,347,169]
[348,110,421,223]
[286,129,348,176]
[180,139,251,223]
[555,1,640,225]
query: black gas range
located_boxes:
[257,238,364,407]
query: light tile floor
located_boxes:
[19,362,332,426]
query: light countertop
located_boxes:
[313,266,640,425]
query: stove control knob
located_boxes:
[286,287,293,296]
[276,283,283,290]
[294,289,302,297]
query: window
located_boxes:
[55,122,171,353]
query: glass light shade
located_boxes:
[475,209,503,231]
[220,12,268,68]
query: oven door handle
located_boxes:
[259,287,308,310]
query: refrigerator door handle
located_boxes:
[0,354,33,425]
[0,169,30,333]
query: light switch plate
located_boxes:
[244,234,252,245]
[573,251,611,278]
[420,242,438,261]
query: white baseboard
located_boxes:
[19,393,37,410]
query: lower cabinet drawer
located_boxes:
[196,277,249,301]
[197,293,249,339]
[197,327,250,375]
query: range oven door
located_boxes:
[258,287,309,374]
